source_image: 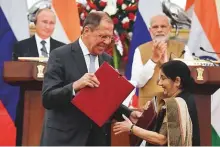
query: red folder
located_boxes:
[71,62,134,127]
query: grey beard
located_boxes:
[153,35,169,42]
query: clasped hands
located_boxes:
[151,40,168,64]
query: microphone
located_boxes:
[200,47,220,54]
[192,53,200,60]
[169,50,186,61]
[192,52,218,66]
[12,52,18,61]
[179,50,185,58]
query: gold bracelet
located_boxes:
[130,124,135,134]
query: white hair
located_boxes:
[148,13,171,28]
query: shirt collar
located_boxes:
[35,33,50,44]
[79,37,90,56]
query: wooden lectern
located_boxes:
[3,61,220,146]
[190,66,220,146]
[3,61,46,146]
[3,61,131,146]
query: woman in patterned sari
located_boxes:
[113,60,198,146]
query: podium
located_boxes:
[190,66,220,145]
[3,61,130,146]
[3,61,220,146]
[3,61,46,146]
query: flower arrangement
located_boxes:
[77,0,138,70]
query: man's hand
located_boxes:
[113,114,133,135]
[151,40,167,63]
[129,111,142,124]
[159,48,168,64]
[72,73,100,91]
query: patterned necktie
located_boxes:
[89,54,96,73]
[40,40,48,57]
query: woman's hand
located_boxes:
[113,114,133,135]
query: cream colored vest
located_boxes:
[138,40,184,107]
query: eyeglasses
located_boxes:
[97,34,114,41]
[91,28,114,42]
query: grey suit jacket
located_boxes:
[40,39,131,146]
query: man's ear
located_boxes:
[82,26,90,35]
[149,27,153,36]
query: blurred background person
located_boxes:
[12,8,65,60]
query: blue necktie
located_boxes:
[89,54,96,73]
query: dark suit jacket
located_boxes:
[13,35,65,145]
[12,35,65,60]
[40,39,131,146]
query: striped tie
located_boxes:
[41,40,48,57]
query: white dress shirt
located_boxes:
[79,37,99,71]
[131,45,193,88]
[72,38,99,96]
[35,34,50,57]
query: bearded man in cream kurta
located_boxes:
[130,14,193,107]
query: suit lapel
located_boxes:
[98,55,105,66]
[71,40,88,75]
[50,38,57,52]
[29,36,39,57]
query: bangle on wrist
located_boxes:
[130,124,135,134]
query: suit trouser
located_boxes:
[85,122,111,146]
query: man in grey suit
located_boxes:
[41,11,140,146]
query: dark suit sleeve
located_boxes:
[42,50,73,110]
[113,104,132,121]
[12,42,20,61]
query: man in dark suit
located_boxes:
[12,8,65,60]
[12,8,65,145]
[40,11,140,146]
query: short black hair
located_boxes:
[160,60,194,92]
